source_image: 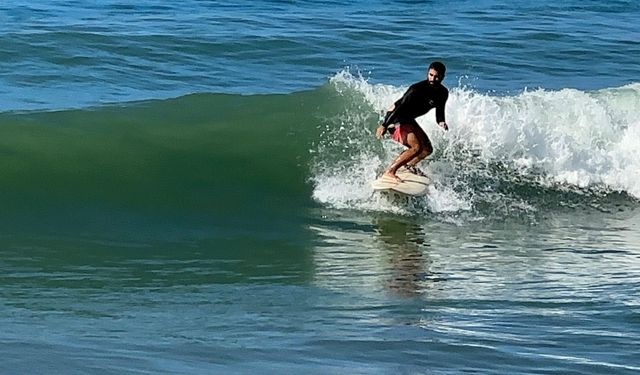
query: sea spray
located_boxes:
[312,71,472,215]
[310,71,639,217]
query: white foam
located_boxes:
[444,84,640,193]
[314,71,640,213]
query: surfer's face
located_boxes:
[427,68,443,84]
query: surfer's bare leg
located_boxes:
[383,132,422,182]
[406,129,433,172]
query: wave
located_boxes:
[0,74,638,223]
[311,71,640,217]
[0,91,333,227]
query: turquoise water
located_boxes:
[1,1,640,374]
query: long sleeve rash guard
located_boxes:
[380,80,449,129]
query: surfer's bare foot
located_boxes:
[406,165,426,177]
[382,171,402,183]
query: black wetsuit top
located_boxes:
[380,80,449,129]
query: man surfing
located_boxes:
[375,61,449,182]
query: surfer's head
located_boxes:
[427,61,446,84]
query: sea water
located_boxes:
[1,1,639,374]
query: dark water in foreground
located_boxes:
[2,210,640,374]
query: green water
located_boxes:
[0,90,344,237]
[2,210,639,374]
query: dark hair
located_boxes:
[429,61,446,76]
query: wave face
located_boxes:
[311,72,640,218]
[0,75,638,227]
[0,90,338,237]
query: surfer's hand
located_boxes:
[375,125,386,139]
[439,122,449,131]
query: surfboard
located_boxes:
[371,168,431,196]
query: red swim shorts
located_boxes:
[391,122,420,143]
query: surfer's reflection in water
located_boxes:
[373,218,435,297]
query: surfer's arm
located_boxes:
[435,90,449,131]
[380,103,398,129]
[377,101,400,138]
[375,124,386,138]
[380,86,416,129]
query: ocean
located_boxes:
[1,0,639,374]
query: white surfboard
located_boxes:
[371,168,431,196]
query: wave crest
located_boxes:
[311,71,639,217]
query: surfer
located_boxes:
[375,61,449,181]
